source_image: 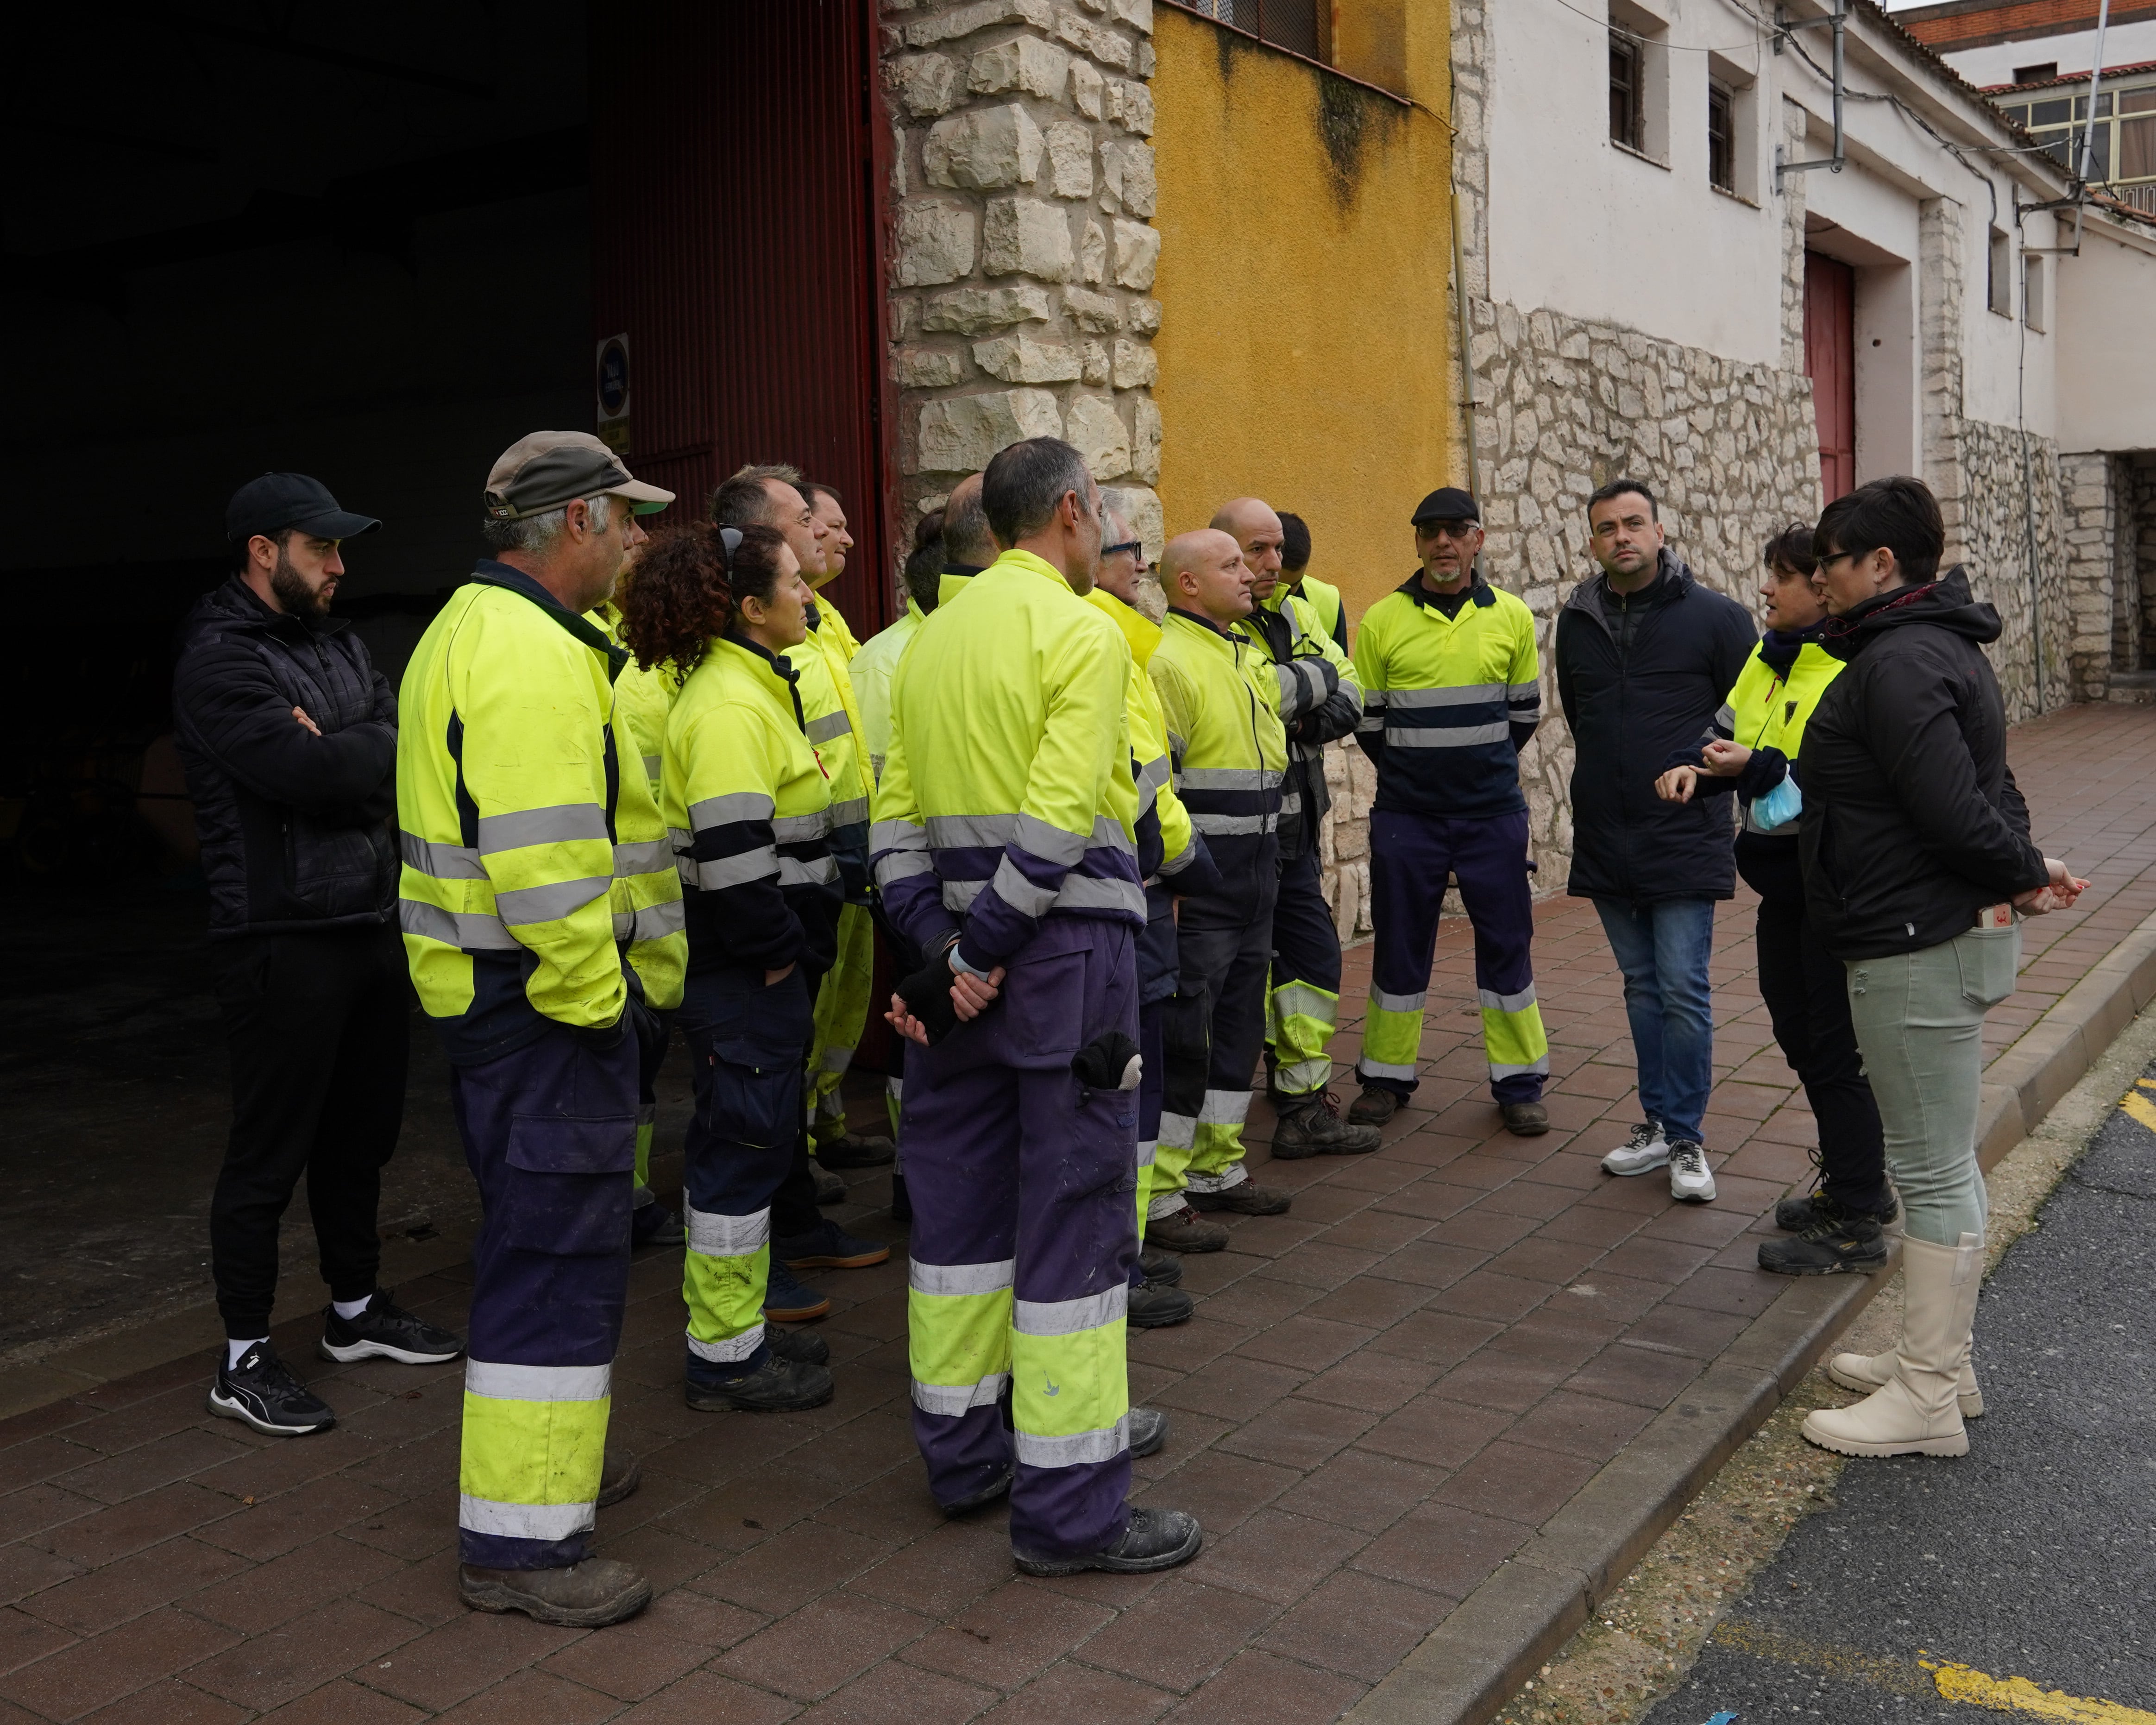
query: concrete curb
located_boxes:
[1345,903,2156,1725]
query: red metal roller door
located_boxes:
[1803,252,1855,504]
[591,0,895,632]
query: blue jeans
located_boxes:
[1593,898,1716,1144]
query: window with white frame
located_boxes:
[1705,51,1758,200]
[1608,1,1669,162]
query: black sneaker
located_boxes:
[1138,1248,1182,1287]
[685,1352,835,1413]
[1013,1505,1202,1577]
[319,1291,466,1366]
[1758,1210,1889,1276]
[1128,1284,1194,1328]
[767,1324,832,1366]
[1775,1187,1899,1231]
[208,1341,336,1437]
[764,1259,832,1322]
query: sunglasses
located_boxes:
[1419,519,1479,540]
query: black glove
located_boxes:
[895,956,962,1046]
[572,991,659,1056]
[1072,1030,1142,1092]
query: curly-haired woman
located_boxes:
[620,523,843,1415]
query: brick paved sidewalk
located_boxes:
[1,704,2150,1725]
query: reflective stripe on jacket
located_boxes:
[872,548,1144,972]
[1240,589,1361,858]
[1149,607,1287,907]
[786,594,870,869]
[1352,574,1540,819]
[666,631,842,979]
[1274,573,1346,655]
[396,562,684,1062]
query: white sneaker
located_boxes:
[1668,1140,1717,1203]
[1600,1120,1669,1177]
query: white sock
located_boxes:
[332,1295,374,1322]
[227,1337,268,1369]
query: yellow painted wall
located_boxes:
[1151,4,1458,627]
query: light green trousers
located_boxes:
[1844,921,2020,1248]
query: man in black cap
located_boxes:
[174,474,465,1441]
[1346,488,1552,1137]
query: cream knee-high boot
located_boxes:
[1804,1232,1981,1458]
[1828,1337,1983,1417]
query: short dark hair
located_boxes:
[905,510,945,613]
[981,437,1093,548]
[230,526,295,575]
[1761,523,1816,576]
[1814,476,1943,586]
[710,462,805,529]
[798,478,843,515]
[1587,478,1658,521]
[942,482,999,566]
[1277,510,1311,573]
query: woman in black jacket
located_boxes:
[1793,478,2083,1462]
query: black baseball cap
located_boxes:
[226,473,381,543]
[1410,486,1481,525]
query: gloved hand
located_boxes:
[572,992,660,1056]
[894,957,962,1046]
[1072,1030,1142,1092]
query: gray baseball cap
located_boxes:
[484,431,675,522]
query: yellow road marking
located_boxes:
[1923,1658,2156,1723]
[2118,1091,2156,1133]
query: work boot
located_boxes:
[1128,1284,1194,1328]
[1667,1140,1717,1203]
[318,1290,465,1366]
[1830,1337,1985,1418]
[1187,1181,1291,1216]
[1803,1231,1983,1458]
[1777,1186,1899,1232]
[631,1198,685,1247]
[767,1324,832,1366]
[1130,1405,1170,1458]
[775,1219,891,1270]
[1600,1120,1669,1176]
[1500,1101,1550,1137]
[1145,1206,1230,1253]
[459,1559,651,1627]
[1347,1085,1400,1126]
[811,1161,848,1206]
[1759,1209,1888,1276]
[1012,1506,1202,1577]
[1138,1248,1183,1287]
[208,1341,335,1437]
[942,1468,1014,1516]
[820,1131,896,1169]
[763,1260,832,1322]
[685,1350,835,1413]
[1271,1094,1380,1158]
[597,1446,641,1508]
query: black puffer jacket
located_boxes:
[1554,551,1757,902]
[1798,567,2047,960]
[172,577,398,937]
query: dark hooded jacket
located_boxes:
[172,576,398,937]
[1554,550,1758,902]
[1798,566,2047,959]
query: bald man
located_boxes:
[937,472,997,607]
[1211,499,1375,1158]
[1145,530,1294,1247]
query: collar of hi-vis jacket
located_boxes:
[469,560,629,681]
[937,562,987,607]
[1395,569,1496,614]
[1167,604,1250,646]
[716,629,810,733]
[1089,586,1163,667]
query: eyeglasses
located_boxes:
[1419,520,1479,540]
[1102,540,1143,559]
[1813,549,1855,575]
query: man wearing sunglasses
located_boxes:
[1349,488,1550,1139]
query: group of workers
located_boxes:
[176,422,2073,1630]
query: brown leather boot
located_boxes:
[1145,1205,1230,1253]
[459,1558,652,1627]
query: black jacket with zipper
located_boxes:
[1554,550,1757,903]
[1798,567,2046,960]
[172,576,398,938]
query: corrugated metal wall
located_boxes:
[591,0,895,631]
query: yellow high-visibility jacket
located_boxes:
[1271,572,1346,654]
[850,599,926,785]
[1149,606,1287,908]
[1712,638,1844,837]
[1238,588,1362,858]
[397,563,685,1061]
[872,548,1143,972]
[786,592,869,890]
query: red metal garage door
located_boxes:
[1804,252,1856,504]
[591,0,896,631]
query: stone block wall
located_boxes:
[880,0,1166,554]
[2060,449,2123,700]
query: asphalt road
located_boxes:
[1642,1058,2156,1724]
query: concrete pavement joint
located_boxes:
[1345,902,2156,1725]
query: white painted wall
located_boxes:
[2054,216,2156,450]
[1937,23,2156,89]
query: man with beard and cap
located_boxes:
[176,473,465,1443]
[707,466,889,1322]
[396,431,683,1625]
